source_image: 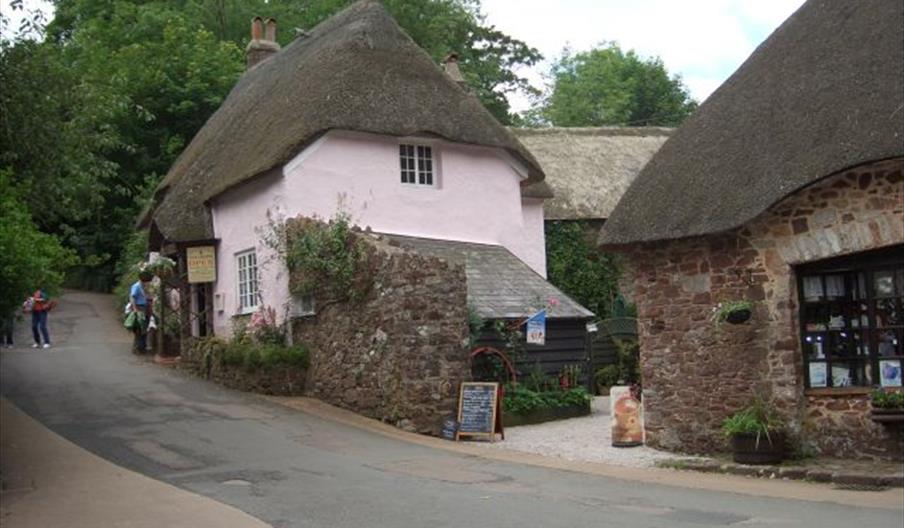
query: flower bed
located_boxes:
[182,336,308,396]
[502,384,592,427]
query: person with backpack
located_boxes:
[25,288,53,348]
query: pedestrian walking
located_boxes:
[1,310,14,348]
[25,288,53,348]
[129,272,154,354]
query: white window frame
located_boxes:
[399,143,436,187]
[235,249,259,315]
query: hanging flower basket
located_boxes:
[712,300,754,326]
[145,257,177,279]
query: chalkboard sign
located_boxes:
[455,382,499,441]
[441,418,458,440]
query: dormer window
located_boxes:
[400,144,434,186]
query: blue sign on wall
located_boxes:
[526,309,546,345]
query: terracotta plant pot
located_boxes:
[725,309,752,324]
[730,431,784,465]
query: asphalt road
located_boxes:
[1,292,902,528]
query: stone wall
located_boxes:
[291,229,470,435]
[621,159,903,459]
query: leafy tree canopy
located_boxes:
[0,170,78,316]
[545,221,620,321]
[534,42,697,127]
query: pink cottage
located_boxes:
[141,0,591,432]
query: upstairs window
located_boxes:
[400,144,434,186]
[236,249,259,314]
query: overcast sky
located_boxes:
[3,0,806,111]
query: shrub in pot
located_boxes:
[595,365,619,395]
[722,399,784,464]
[711,300,753,326]
[870,388,904,424]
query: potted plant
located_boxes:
[722,399,784,464]
[870,388,904,424]
[595,365,619,395]
[144,256,177,279]
[711,300,753,326]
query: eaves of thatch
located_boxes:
[145,0,545,243]
[599,0,904,245]
[513,127,672,220]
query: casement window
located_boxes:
[236,249,259,314]
[798,247,903,389]
[399,144,434,186]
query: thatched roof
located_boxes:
[146,0,545,242]
[600,0,904,245]
[386,235,594,320]
[513,127,672,220]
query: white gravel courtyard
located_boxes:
[473,396,697,468]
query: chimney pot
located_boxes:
[443,53,469,89]
[251,16,263,41]
[265,18,277,42]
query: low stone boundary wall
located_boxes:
[181,338,306,396]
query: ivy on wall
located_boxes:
[272,213,374,304]
[545,220,621,320]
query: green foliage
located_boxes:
[722,398,783,437]
[871,389,904,409]
[278,214,369,303]
[467,305,485,348]
[711,300,753,326]
[112,231,149,308]
[503,384,591,415]
[0,170,78,316]
[545,221,621,320]
[614,339,641,385]
[595,365,620,389]
[532,42,697,127]
[215,338,309,373]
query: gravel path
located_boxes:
[474,397,697,468]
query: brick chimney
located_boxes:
[246,17,280,70]
[443,53,469,91]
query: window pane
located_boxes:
[876,298,902,327]
[803,333,826,359]
[878,329,901,356]
[830,361,870,387]
[808,362,827,387]
[803,276,823,301]
[880,359,903,387]
[874,270,896,298]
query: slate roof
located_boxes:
[385,235,594,320]
[513,127,672,220]
[600,0,904,245]
[144,0,546,242]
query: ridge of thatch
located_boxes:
[512,127,672,220]
[599,0,904,245]
[147,0,545,242]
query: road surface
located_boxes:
[1,291,901,528]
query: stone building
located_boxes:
[599,0,903,460]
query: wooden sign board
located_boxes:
[455,382,499,441]
[186,246,216,283]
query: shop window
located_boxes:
[798,247,904,389]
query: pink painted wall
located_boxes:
[209,131,547,335]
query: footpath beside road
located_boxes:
[0,397,271,528]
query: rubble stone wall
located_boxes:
[622,159,903,459]
[292,231,470,435]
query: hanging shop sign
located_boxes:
[186,246,216,283]
[526,309,547,345]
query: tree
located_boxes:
[535,43,697,127]
[0,170,77,317]
[545,221,620,320]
